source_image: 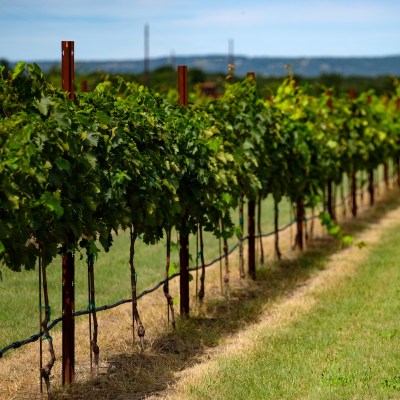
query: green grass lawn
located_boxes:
[0,196,294,350]
[183,220,400,399]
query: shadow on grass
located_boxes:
[53,188,400,400]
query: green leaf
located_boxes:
[96,110,110,125]
[328,225,340,237]
[0,241,5,255]
[235,226,242,239]
[40,191,64,218]
[55,157,71,175]
[169,261,179,277]
[33,97,53,116]
[54,108,69,128]
[6,194,20,210]
[12,62,26,79]
[208,136,222,153]
[85,152,97,169]
[341,235,354,246]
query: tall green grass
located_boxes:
[184,222,400,399]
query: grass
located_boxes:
[180,209,400,399]
[0,183,395,399]
[0,195,293,349]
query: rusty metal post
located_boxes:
[81,79,88,92]
[178,65,188,106]
[62,41,75,101]
[348,89,356,100]
[178,66,190,316]
[62,253,75,385]
[61,41,75,386]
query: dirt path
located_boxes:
[151,192,400,399]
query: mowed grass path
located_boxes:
[0,197,293,349]
[179,219,400,399]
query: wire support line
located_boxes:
[0,183,383,359]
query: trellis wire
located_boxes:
[0,177,387,359]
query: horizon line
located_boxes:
[5,53,400,63]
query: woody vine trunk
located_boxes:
[368,168,375,206]
[163,229,176,328]
[351,170,358,217]
[87,256,99,376]
[40,251,56,397]
[179,216,190,317]
[239,194,245,278]
[129,225,145,349]
[327,179,336,222]
[296,196,304,251]
[221,220,230,298]
[248,198,256,280]
[274,198,282,260]
[198,225,206,301]
[257,196,264,264]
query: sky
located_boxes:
[1,0,400,61]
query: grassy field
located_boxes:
[179,211,400,399]
[0,196,295,349]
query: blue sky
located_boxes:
[1,0,399,61]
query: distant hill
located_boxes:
[27,55,400,77]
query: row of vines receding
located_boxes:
[1,61,400,396]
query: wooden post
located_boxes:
[61,40,75,386]
[178,66,190,317]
